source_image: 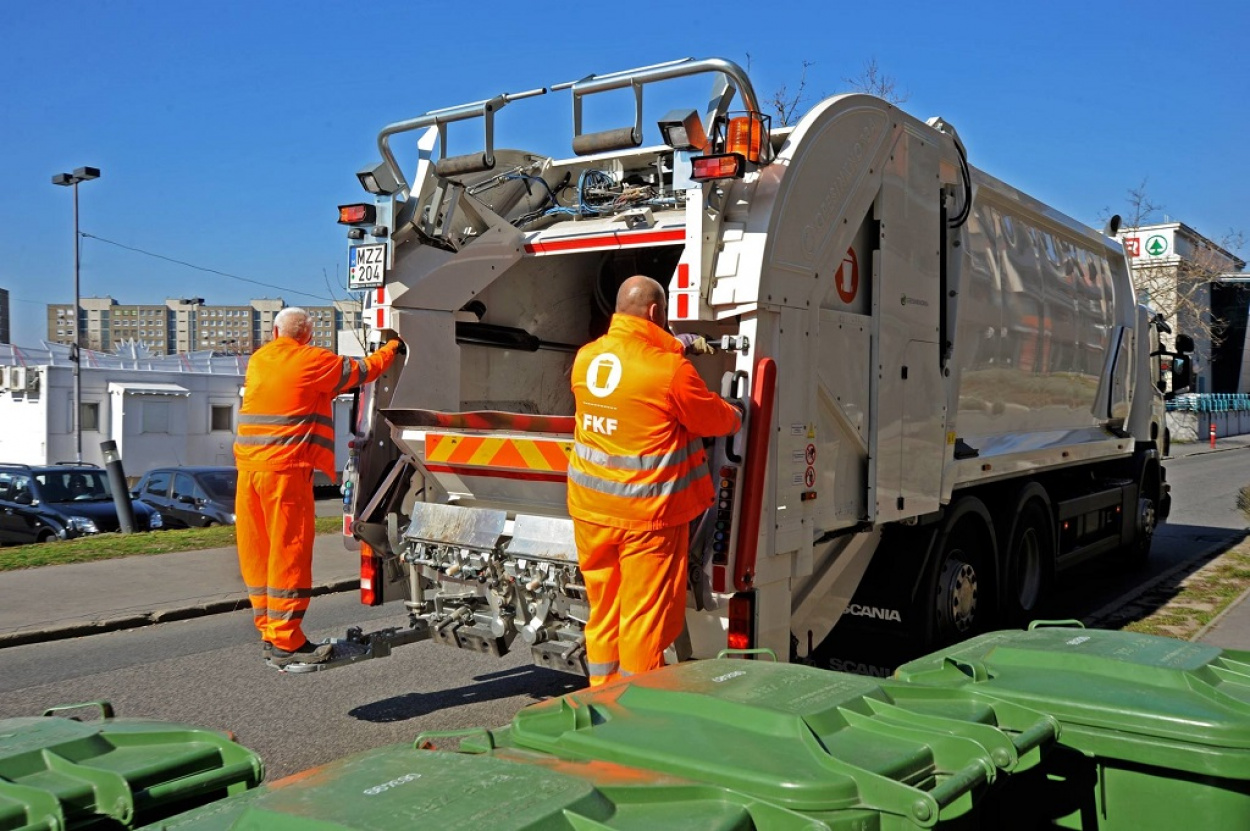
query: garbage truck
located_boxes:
[329,56,1190,677]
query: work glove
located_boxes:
[677,333,716,356]
[384,338,406,356]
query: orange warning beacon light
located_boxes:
[726,113,767,163]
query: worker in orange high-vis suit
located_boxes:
[234,307,402,669]
[568,275,741,686]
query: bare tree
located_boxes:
[1112,180,1246,347]
[769,60,814,127]
[751,55,908,128]
[842,58,909,105]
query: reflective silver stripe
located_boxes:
[619,668,635,678]
[267,608,307,621]
[246,586,266,597]
[573,437,702,472]
[239,413,334,429]
[234,433,336,452]
[588,660,619,677]
[333,357,368,394]
[267,587,314,599]
[252,609,267,619]
[568,464,705,500]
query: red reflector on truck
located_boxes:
[690,153,745,181]
[360,543,381,607]
[338,203,377,225]
[727,591,755,651]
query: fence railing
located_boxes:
[1166,393,1250,413]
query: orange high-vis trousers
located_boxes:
[574,521,688,686]
[235,468,316,651]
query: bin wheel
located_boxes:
[925,502,996,646]
[1002,499,1053,628]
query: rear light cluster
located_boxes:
[359,542,382,607]
[689,113,769,182]
[337,204,376,225]
[727,591,755,651]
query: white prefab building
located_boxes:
[0,343,248,476]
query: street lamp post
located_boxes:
[52,166,101,464]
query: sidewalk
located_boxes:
[1,441,1248,651]
[1163,434,1250,648]
[0,532,359,649]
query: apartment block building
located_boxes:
[47,297,363,355]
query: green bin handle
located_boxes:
[942,656,989,682]
[1010,715,1061,756]
[414,727,496,753]
[1026,619,1085,631]
[41,701,115,720]
[919,758,995,824]
[715,647,778,661]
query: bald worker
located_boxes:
[567,275,741,685]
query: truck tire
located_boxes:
[923,498,996,647]
[1121,459,1161,567]
[1001,489,1054,628]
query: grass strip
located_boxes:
[1121,542,1250,639]
[0,515,342,572]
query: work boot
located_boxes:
[268,640,333,669]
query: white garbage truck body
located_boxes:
[334,57,1175,676]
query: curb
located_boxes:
[1192,584,1250,642]
[0,578,359,650]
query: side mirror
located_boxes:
[177,494,196,505]
[1171,355,1193,395]
[1175,334,1195,353]
[13,492,33,506]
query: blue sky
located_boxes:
[2,1,1246,347]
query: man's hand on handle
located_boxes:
[677,333,716,356]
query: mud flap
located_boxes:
[806,523,937,677]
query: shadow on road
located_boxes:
[347,664,584,723]
[1070,524,1249,630]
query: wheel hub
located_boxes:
[936,558,978,634]
[1138,497,1156,540]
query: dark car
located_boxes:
[132,466,237,528]
[0,463,164,545]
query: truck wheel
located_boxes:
[1002,497,1053,628]
[1122,460,1161,567]
[924,500,996,647]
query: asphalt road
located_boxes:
[1051,447,1249,624]
[0,447,1244,780]
[0,593,583,779]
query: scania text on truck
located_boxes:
[329,57,1191,676]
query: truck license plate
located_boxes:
[348,244,386,289]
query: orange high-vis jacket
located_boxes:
[568,314,741,530]
[234,337,399,478]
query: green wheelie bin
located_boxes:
[503,655,1058,829]
[892,623,1250,830]
[142,657,1058,830]
[0,702,263,831]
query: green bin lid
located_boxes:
[142,742,837,830]
[509,659,1053,827]
[893,627,1250,776]
[0,703,262,831]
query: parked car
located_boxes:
[0,463,163,545]
[132,466,237,528]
